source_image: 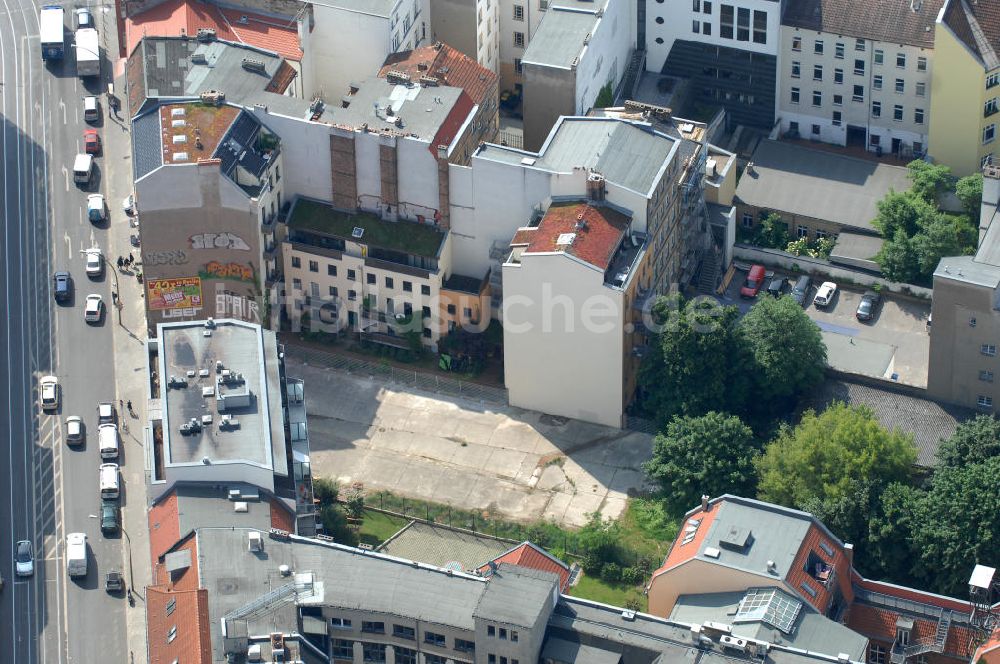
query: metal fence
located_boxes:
[497,129,523,149]
[624,415,659,435]
[287,345,510,405]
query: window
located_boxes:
[833,110,842,126]
[972,317,978,327]
[703,21,712,35]
[987,98,999,117]
[513,4,523,20]
[388,624,414,640]
[420,284,430,296]
[870,645,887,664]
[424,632,446,647]
[979,395,994,408]
[812,90,822,107]
[814,40,823,55]
[348,289,357,301]
[896,52,906,68]
[980,370,994,383]
[986,124,997,145]
[396,648,417,664]
[539,0,547,9]
[797,225,810,238]
[983,344,998,356]
[703,1,712,13]
[513,31,524,47]
[989,72,1000,89]
[983,153,995,169]
[512,631,519,643]
[362,621,385,634]
[327,264,337,276]
[363,643,386,664]
[737,7,750,41]
[813,64,823,81]
[401,281,413,293]
[720,4,734,38]
[835,42,844,58]
[311,282,320,298]
[872,101,881,118]
[895,78,905,94]
[292,277,302,290]
[167,626,177,644]
[425,656,447,664]
[499,628,508,640]
[853,85,864,102]
[752,10,766,44]
[916,81,926,96]
[893,104,903,121]
[692,19,700,33]
[692,0,700,9]
[367,273,376,284]
[514,58,523,75]
[333,639,354,660]
[742,212,754,228]
[855,38,865,51]
[488,656,497,664]
[422,327,432,338]
[347,269,356,281]
[791,61,800,78]
[833,94,843,106]
[854,59,864,76]
[914,108,924,124]
[870,134,881,147]
[917,56,927,71]
[456,639,476,653]
[166,598,177,615]
[834,68,843,84]
[792,36,802,51]
[306,260,317,272]
[328,286,338,297]
[811,123,821,135]
[463,307,473,319]
[873,74,883,90]
[790,87,800,104]
[874,49,884,65]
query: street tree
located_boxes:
[644,412,758,513]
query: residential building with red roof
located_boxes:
[478,541,573,592]
[648,495,998,664]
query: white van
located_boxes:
[66,532,88,578]
[73,153,93,185]
[97,423,119,460]
[99,463,119,500]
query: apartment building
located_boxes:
[430,0,500,73]
[496,0,548,92]
[928,165,1000,412]
[132,101,284,327]
[927,0,1000,176]
[646,0,780,128]
[520,0,633,150]
[649,495,983,664]
[777,0,940,157]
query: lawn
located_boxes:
[572,574,646,611]
[358,510,410,548]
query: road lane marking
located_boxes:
[58,98,64,124]
[60,164,67,191]
[64,233,71,259]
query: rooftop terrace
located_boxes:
[158,103,239,166]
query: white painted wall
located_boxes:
[138,163,249,211]
[356,132,384,213]
[574,0,633,113]
[646,0,780,73]
[308,5,392,101]
[250,108,333,203]
[502,253,625,427]
[396,138,441,219]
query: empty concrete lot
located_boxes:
[287,357,654,528]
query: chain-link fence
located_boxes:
[287,344,509,405]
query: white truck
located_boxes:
[74,28,99,77]
[66,532,87,577]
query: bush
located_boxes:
[582,552,603,574]
[621,566,644,585]
[601,562,622,583]
[313,478,339,505]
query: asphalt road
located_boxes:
[0,2,128,662]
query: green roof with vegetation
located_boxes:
[289,198,445,258]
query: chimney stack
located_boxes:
[701,495,710,511]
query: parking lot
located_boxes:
[287,356,655,527]
[722,266,931,387]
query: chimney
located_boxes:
[701,495,710,511]
[844,543,854,568]
[910,0,922,10]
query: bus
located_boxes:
[40,6,65,60]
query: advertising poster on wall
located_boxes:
[147,276,204,310]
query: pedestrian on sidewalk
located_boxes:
[128,252,134,265]
[116,256,124,269]
[126,400,134,416]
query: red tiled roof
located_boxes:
[147,585,212,664]
[651,501,722,579]
[380,43,498,106]
[149,490,180,566]
[519,202,630,270]
[974,629,1000,664]
[270,498,296,533]
[431,90,476,155]
[478,542,571,591]
[787,524,854,613]
[846,604,897,643]
[126,0,302,61]
[942,0,1000,69]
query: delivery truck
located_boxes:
[66,532,87,578]
[74,28,99,77]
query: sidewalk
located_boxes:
[101,31,152,664]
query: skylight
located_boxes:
[734,588,802,634]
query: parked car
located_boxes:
[53,271,72,302]
[83,95,99,123]
[98,402,116,424]
[814,281,838,308]
[15,540,33,577]
[84,294,104,323]
[105,570,124,593]
[740,264,767,299]
[85,248,103,276]
[65,416,84,445]
[87,194,106,223]
[791,275,812,306]
[83,128,100,155]
[100,500,119,534]
[856,290,881,321]
[766,277,787,298]
[40,375,60,411]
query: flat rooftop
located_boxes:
[377,521,512,571]
[157,319,284,470]
[288,197,446,258]
[735,140,912,233]
[522,6,603,69]
[158,103,240,166]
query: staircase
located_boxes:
[696,245,722,294]
[614,49,646,105]
[889,611,952,664]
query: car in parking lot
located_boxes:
[53,271,72,302]
[40,375,59,411]
[814,281,838,308]
[100,500,119,534]
[83,95,99,123]
[84,294,104,323]
[85,248,103,276]
[98,402,116,424]
[766,277,787,298]
[65,415,84,445]
[856,290,881,321]
[791,275,812,306]
[740,264,767,299]
[87,194,106,223]
[15,540,33,577]
[83,128,100,155]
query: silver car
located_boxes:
[15,540,33,577]
[66,416,84,445]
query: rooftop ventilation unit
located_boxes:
[190,53,208,65]
[248,531,263,552]
[199,90,225,105]
[196,28,216,42]
[242,58,266,74]
[556,232,576,245]
[239,14,249,23]
[352,227,365,238]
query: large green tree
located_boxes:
[906,160,953,204]
[873,190,935,238]
[956,172,984,222]
[639,295,749,424]
[937,414,1000,467]
[644,412,758,513]
[739,295,827,410]
[755,403,917,507]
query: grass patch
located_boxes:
[623,497,679,558]
[572,575,646,611]
[358,511,410,547]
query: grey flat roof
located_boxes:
[474,564,558,627]
[174,483,277,536]
[479,118,677,195]
[735,140,912,232]
[801,379,973,467]
[829,231,884,272]
[542,637,622,664]
[934,255,1000,288]
[706,202,732,227]
[671,592,868,661]
[377,521,512,571]
[324,0,393,17]
[158,319,283,469]
[975,212,1000,266]
[328,79,465,142]
[521,8,601,69]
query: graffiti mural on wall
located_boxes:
[200,261,257,283]
[190,232,251,251]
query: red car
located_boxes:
[83,129,101,155]
[740,264,767,299]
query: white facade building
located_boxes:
[430,0,500,72]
